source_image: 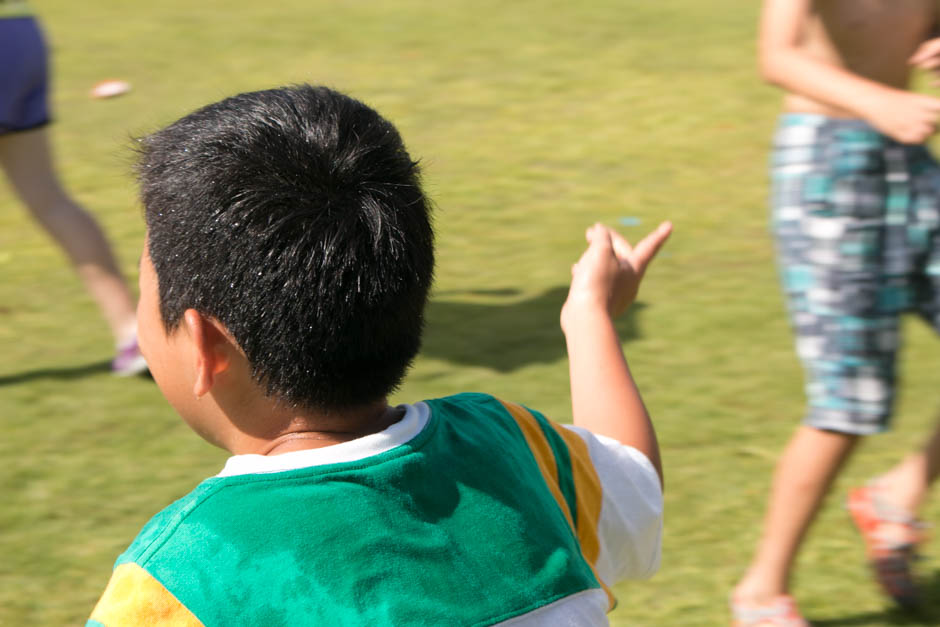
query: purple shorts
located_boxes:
[0,17,50,134]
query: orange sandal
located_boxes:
[847,484,927,608]
[730,594,809,627]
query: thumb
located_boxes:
[630,221,673,275]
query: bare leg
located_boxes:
[871,419,940,513]
[734,425,861,603]
[0,127,137,344]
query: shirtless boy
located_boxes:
[732,1,940,625]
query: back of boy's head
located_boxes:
[137,84,434,411]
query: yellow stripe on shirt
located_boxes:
[89,562,203,627]
[499,400,614,609]
[499,400,575,528]
[551,424,605,571]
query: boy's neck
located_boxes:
[215,398,403,456]
[258,404,405,455]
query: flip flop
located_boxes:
[730,593,809,626]
[847,484,927,608]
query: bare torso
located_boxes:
[785,0,938,115]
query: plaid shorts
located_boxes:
[772,114,940,435]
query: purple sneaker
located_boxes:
[111,337,149,376]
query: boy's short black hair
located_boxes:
[137,85,434,410]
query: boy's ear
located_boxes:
[182,309,235,398]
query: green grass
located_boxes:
[4,0,940,624]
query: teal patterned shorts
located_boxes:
[773,114,940,434]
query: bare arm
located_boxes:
[759,0,940,143]
[759,0,885,115]
[560,222,671,488]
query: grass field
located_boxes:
[4,1,940,624]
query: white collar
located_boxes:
[216,402,429,478]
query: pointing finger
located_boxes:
[630,221,673,274]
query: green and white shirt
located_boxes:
[88,393,662,626]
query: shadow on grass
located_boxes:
[810,570,940,626]
[0,360,112,386]
[0,287,643,384]
[421,286,646,372]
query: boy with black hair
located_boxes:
[87,84,669,626]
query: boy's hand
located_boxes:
[863,88,940,145]
[910,38,940,85]
[863,39,940,144]
[562,222,672,330]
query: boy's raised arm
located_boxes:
[560,222,671,488]
[759,0,940,144]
